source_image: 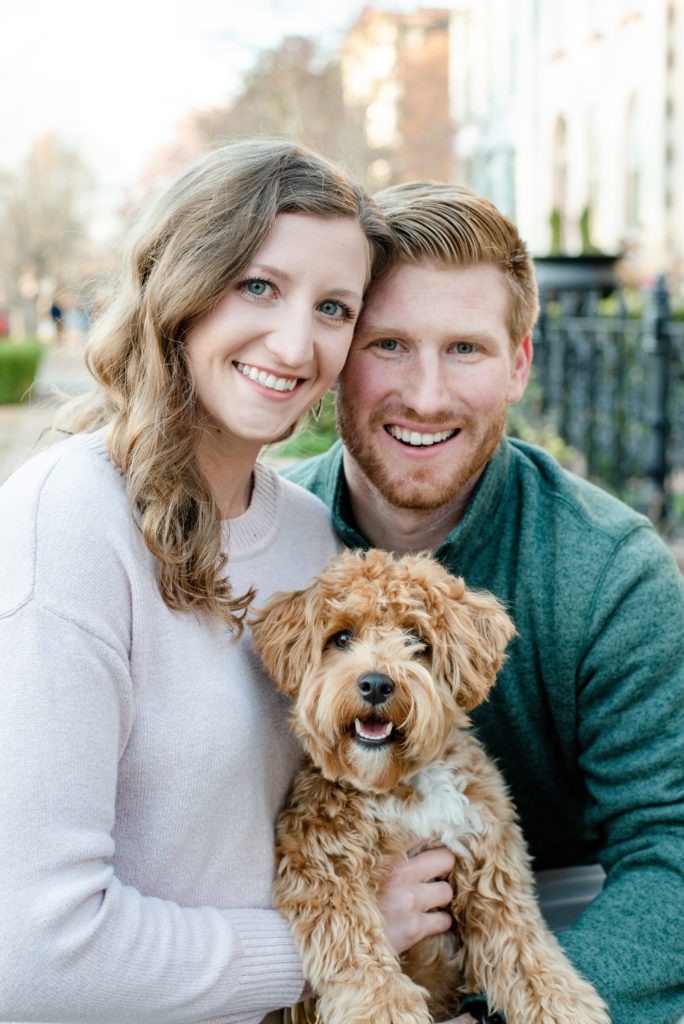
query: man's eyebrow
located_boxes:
[355,322,497,343]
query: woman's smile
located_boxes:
[234,360,300,393]
[184,212,368,464]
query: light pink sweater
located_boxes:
[0,432,341,1023]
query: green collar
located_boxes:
[330,438,512,557]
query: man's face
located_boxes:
[336,260,532,512]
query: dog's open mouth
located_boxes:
[353,717,395,748]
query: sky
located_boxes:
[2,0,427,190]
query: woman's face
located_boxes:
[184,213,368,462]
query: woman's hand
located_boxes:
[379,844,456,955]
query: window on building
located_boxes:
[551,115,569,251]
[625,93,641,229]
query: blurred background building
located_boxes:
[2,0,684,533]
[449,0,684,290]
[1,0,684,339]
[341,7,453,187]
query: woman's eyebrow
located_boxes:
[252,263,363,301]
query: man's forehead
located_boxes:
[359,260,508,322]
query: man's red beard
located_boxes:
[336,391,507,512]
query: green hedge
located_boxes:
[269,391,338,460]
[0,339,47,404]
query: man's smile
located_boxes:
[385,425,459,447]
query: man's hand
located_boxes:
[379,844,455,955]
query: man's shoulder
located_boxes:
[499,436,684,601]
[506,437,650,538]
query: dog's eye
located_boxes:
[329,629,355,650]
[406,632,431,657]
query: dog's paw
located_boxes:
[540,994,611,1024]
[503,978,610,1024]
[318,971,433,1024]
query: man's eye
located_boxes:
[328,629,355,650]
[378,338,401,351]
[453,342,475,355]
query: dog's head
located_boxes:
[251,549,515,793]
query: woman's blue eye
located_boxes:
[319,299,353,321]
[378,338,400,351]
[245,279,271,297]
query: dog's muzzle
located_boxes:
[357,672,395,706]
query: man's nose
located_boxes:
[407,354,451,416]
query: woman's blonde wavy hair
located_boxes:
[65,139,394,635]
[372,181,539,347]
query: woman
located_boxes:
[0,140,455,1023]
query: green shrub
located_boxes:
[269,391,338,460]
[0,339,47,405]
[507,370,578,469]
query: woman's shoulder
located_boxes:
[0,432,137,619]
[1,431,124,510]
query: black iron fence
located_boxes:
[526,275,684,534]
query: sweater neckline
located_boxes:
[220,462,281,561]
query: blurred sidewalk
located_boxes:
[0,342,94,484]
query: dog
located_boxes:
[251,549,610,1024]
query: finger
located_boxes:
[406,845,456,880]
[418,908,453,938]
[420,878,453,912]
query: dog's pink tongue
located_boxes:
[356,718,392,739]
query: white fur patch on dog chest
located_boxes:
[370,762,486,858]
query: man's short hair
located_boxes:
[373,181,540,347]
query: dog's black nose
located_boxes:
[357,672,395,706]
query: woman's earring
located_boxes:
[311,400,322,422]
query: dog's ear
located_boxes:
[435,582,516,711]
[249,587,318,699]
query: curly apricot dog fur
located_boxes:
[251,549,609,1024]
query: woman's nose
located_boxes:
[265,306,315,369]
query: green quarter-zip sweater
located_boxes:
[285,437,684,1024]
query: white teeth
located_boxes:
[355,719,393,741]
[235,362,298,392]
[387,425,456,446]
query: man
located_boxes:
[285,182,684,1024]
